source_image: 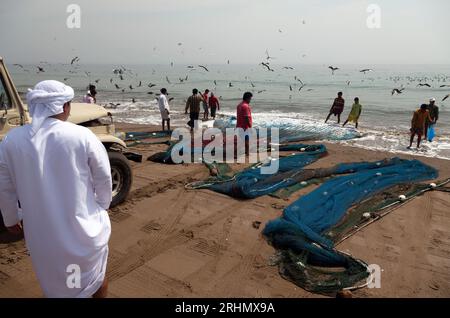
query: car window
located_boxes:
[0,76,12,110]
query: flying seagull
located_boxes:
[283,66,294,70]
[443,94,449,101]
[328,66,339,75]
[108,103,120,108]
[289,85,293,91]
[359,68,373,74]
[298,83,306,91]
[198,65,209,72]
[391,88,405,95]
[228,82,233,88]
[137,81,142,87]
[13,64,24,68]
[37,66,45,73]
[260,62,274,72]
[294,77,304,86]
[439,84,450,88]
[94,79,100,84]
[114,84,120,90]
[70,56,79,65]
[166,76,171,84]
[214,80,217,86]
[417,83,431,87]
[148,83,156,88]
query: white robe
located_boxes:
[0,118,112,297]
[157,94,170,120]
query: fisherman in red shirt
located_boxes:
[209,92,220,119]
[236,92,253,130]
[236,92,253,156]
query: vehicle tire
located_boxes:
[0,213,5,232]
[109,151,132,208]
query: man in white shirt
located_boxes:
[157,88,170,131]
[83,84,97,104]
[0,80,112,297]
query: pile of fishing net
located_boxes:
[147,133,446,294]
[213,114,361,142]
[148,132,273,165]
[185,144,327,198]
[185,146,444,294]
[263,158,440,294]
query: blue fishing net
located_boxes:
[263,158,438,293]
[214,114,360,142]
[207,144,327,198]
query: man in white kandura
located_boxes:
[157,87,170,131]
[0,80,112,298]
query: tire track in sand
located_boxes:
[107,196,243,282]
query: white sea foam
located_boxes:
[108,99,450,160]
[331,127,450,160]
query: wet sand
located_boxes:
[0,122,449,297]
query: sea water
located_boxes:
[9,63,450,159]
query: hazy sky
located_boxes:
[1,0,449,65]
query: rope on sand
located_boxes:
[336,178,450,246]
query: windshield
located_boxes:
[0,75,12,110]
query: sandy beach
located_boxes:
[1,122,449,298]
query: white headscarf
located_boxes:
[26,80,74,136]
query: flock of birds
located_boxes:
[11,43,450,104]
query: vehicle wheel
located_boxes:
[0,213,5,232]
[109,151,132,208]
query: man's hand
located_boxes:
[7,222,23,236]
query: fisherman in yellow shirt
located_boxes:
[342,97,362,128]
